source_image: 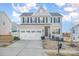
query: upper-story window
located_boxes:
[38,17,40,23]
[54,17,55,23]
[54,17,60,23]
[40,17,43,23]
[35,17,37,23]
[73,30,75,33]
[32,17,35,23]
[43,17,45,23]
[27,17,29,23]
[58,17,60,23]
[30,17,32,23]
[22,17,25,23]
[51,17,52,23]
[46,17,48,23]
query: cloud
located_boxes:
[69,12,79,18]
[69,12,79,25]
[13,11,20,17]
[63,3,79,25]
[12,11,21,24]
[11,3,38,23]
[12,3,37,13]
[71,3,79,8]
[62,15,71,22]
[64,7,76,13]
[63,11,79,23]
[55,3,66,7]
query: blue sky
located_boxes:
[0,3,79,32]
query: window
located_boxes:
[43,17,45,23]
[46,17,48,23]
[21,31,25,32]
[30,17,32,23]
[3,22,5,25]
[40,17,44,23]
[73,37,75,40]
[37,31,41,32]
[54,17,60,23]
[26,31,30,32]
[73,30,75,33]
[12,30,17,32]
[22,17,24,23]
[38,17,40,23]
[32,17,35,23]
[32,31,35,32]
[27,17,29,23]
[58,29,60,34]
[54,17,55,23]
[53,29,60,34]
[58,17,60,23]
[51,17,52,23]
[35,17,37,23]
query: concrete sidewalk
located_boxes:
[0,40,45,56]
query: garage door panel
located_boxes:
[20,29,42,40]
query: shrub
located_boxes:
[41,36,45,40]
[14,36,20,40]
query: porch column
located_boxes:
[50,26,52,39]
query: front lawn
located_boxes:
[42,40,79,56]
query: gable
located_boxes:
[20,7,62,17]
[32,7,52,17]
[0,11,12,35]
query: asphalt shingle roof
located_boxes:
[20,13,33,16]
[20,12,62,17]
[50,13,62,16]
[20,7,62,17]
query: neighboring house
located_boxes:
[0,11,13,42]
[62,33,71,42]
[19,7,63,40]
[71,24,79,42]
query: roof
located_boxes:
[20,13,33,16]
[0,11,12,24]
[20,7,62,17]
[72,24,79,29]
[62,33,70,37]
[50,13,62,16]
[20,12,62,17]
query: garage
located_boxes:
[20,29,43,40]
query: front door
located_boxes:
[45,26,50,37]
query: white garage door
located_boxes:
[20,29,42,40]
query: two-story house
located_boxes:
[18,6,63,40]
[71,24,79,42]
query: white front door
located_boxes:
[20,28,42,40]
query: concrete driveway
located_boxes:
[0,40,44,56]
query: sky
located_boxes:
[0,3,79,32]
